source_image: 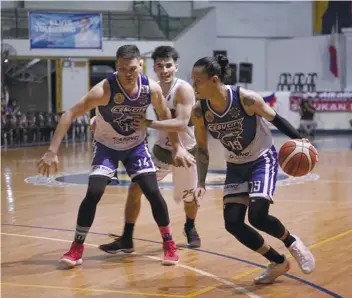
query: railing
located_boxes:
[133,1,198,40]
[145,1,170,39]
[1,8,167,41]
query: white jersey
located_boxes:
[155,78,196,151]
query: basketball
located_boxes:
[279,139,318,177]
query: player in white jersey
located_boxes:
[37,45,196,267]
[99,46,201,253]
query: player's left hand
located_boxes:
[37,150,59,177]
[132,115,152,130]
[172,145,195,168]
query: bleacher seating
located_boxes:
[1,110,91,149]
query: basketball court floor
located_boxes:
[1,134,352,298]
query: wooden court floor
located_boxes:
[1,135,352,298]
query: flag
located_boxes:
[328,27,338,78]
[263,93,277,108]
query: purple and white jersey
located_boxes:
[94,72,151,151]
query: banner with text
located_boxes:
[29,12,102,49]
[289,92,352,112]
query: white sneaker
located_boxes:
[288,235,315,274]
[254,257,290,284]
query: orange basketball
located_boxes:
[278,139,318,177]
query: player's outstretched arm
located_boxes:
[37,80,110,176]
[149,82,195,132]
[150,80,195,167]
[192,101,209,189]
[149,80,179,149]
[239,88,302,139]
[49,80,110,153]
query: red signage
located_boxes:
[289,92,352,112]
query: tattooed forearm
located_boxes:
[196,146,209,187]
[243,95,256,106]
[193,105,202,119]
[191,104,203,125]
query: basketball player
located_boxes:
[190,55,315,284]
[98,46,201,253]
[37,45,195,267]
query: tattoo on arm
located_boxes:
[243,95,256,107]
[191,104,203,125]
[193,105,202,119]
[196,147,209,187]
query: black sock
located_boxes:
[122,223,134,241]
[282,233,296,248]
[263,247,285,264]
[185,217,195,230]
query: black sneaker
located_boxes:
[184,226,201,248]
[99,234,134,254]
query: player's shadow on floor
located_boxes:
[56,246,179,270]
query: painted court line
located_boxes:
[188,229,352,298]
[1,232,260,298]
[187,268,261,298]
[1,223,345,298]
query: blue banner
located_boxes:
[29,12,102,49]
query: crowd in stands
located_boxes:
[1,99,90,148]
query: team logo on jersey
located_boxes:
[114,93,125,104]
[205,111,214,122]
[229,107,241,119]
[208,118,244,151]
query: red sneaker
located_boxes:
[162,240,179,265]
[59,242,84,267]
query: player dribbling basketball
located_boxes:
[191,55,315,284]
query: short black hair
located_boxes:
[116,45,140,59]
[193,55,231,83]
[151,46,179,62]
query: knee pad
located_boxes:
[134,173,169,227]
[134,173,162,201]
[248,198,270,228]
[223,202,247,232]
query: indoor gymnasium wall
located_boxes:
[215,37,267,91]
[212,1,313,38]
[266,35,345,92]
[174,8,217,83]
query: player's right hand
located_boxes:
[172,146,196,168]
[193,186,206,206]
[37,150,59,177]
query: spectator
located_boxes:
[298,95,317,138]
[7,99,20,114]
